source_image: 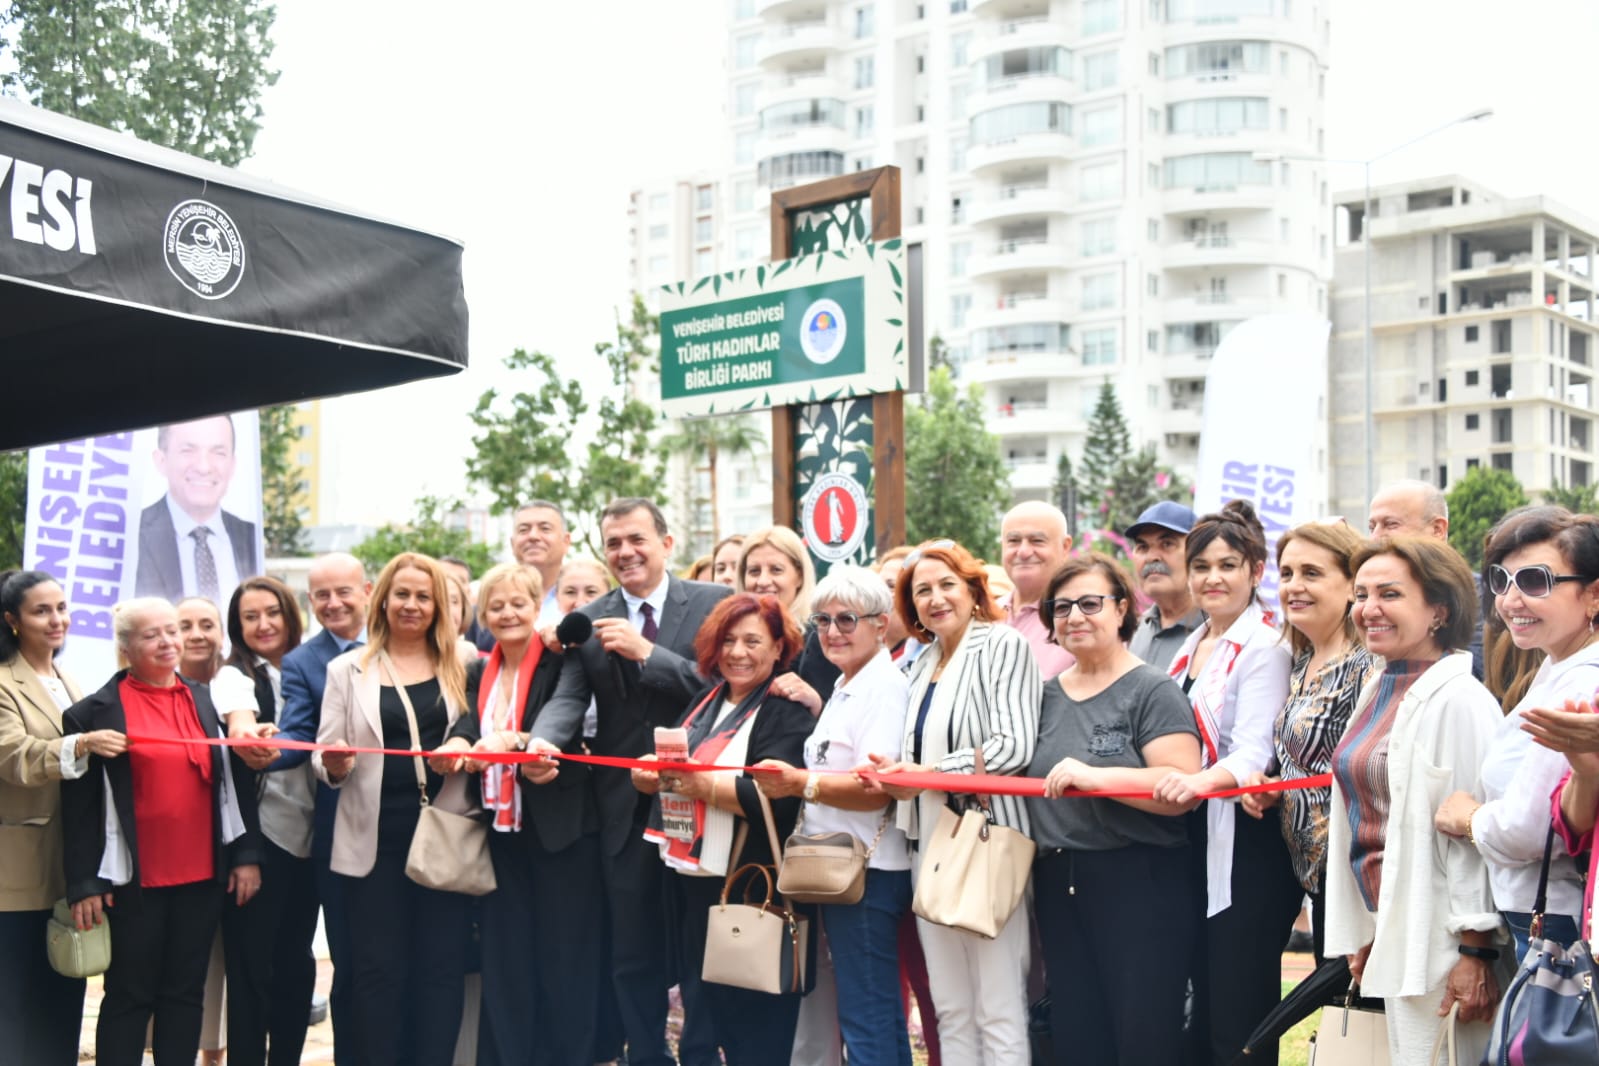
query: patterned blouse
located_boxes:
[1273,646,1378,894]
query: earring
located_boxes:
[1430,618,1445,634]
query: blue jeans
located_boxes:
[821,868,913,1066]
[1502,909,1582,965]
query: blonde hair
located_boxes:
[476,563,544,629]
[363,553,467,712]
[737,526,817,620]
[1275,521,1365,658]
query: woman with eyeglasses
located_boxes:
[753,565,915,1066]
[866,539,1040,1066]
[1151,501,1298,1066]
[1025,554,1202,1066]
[1432,507,1599,961]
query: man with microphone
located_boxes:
[526,498,730,1066]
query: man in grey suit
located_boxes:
[135,414,260,604]
[528,498,731,1066]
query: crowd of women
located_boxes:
[1,498,1597,1066]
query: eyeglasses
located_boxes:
[903,539,956,566]
[1488,563,1588,599]
[1041,595,1123,627]
[808,611,882,634]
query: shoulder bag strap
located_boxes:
[1530,819,1557,940]
[378,651,430,810]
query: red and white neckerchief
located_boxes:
[1168,624,1243,768]
[479,642,540,832]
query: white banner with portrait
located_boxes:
[1193,314,1331,617]
[23,411,265,688]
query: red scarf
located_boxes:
[645,681,765,871]
[478,642,540,832]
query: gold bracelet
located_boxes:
[1464,804,1481,846]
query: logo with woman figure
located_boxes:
[800,472,869,564]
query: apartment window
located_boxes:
[695,218,713,243]
[1465,326,1479,344]
[1147,162,1160,189]
[975,323,1069,355]
[734,227,757,262]
[734,0,756,18]
[1492,319,1513,354]
[916,53,926,73]
[970,101,1072,144]
[1082,272,1119,311]
[649,192,669,212]
[855,105,875,137]
[1147,218,1160,241]
[916,155,925,173]
[949,137,967,171]
[1279,50,1289,76]
[1280,161,1290,186]
[1081,0,1120,34]
[1166,0,1271,16]
[761,98,846,131]
[696,186,713,211]
[950,292,972,328]
[1082,217,1117,256]
[734,131,756,164]
[1278,218,1289,243]
[1278,107,1287,131]
[1466,414,1480,430]
[854,55,875,89]
[1148,274,1160,297]
[1163,152,1271,188]
[854,5,875,38]
[1148,107,1161,132]
[951,31,971,66]
[734,82,758,116]
[694,249,713,275]
[647,254,668,274]
[950,0,968,11]
[1165,40,1268,77]
[978,46,1071,85]
[734,179,754,213]
[915,104,925,122]
[1080,160,1120,201]
[734,34,758,68]
[951,195,964,224]
[1167,97,1268,134]
[1080,104,1120,147]
[647,224,667,240]
[1277,273,1287,297]
[1148,53,1160,76]
[1082,52,1119,91]
[950,83,968,119]
[949,241,971,277]
[1147,329,1160,352]
[1082,326,1118,365]
[756,150,845,187]
[1465,369,1480,386]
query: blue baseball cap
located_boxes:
[1125,501,1198,539]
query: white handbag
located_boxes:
[1308,983,1390,1066]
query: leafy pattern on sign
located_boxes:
[790,197,872,255]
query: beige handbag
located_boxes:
[45,898,111,978]
[385,653,497,897]
[776,806,890,906]
[910,748,1035,939]
[702,788,810,995]
[1308,982,1390,1066]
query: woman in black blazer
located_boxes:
[431,563,602,1066]
[61,597,262,1066]
[630,592,818,1066]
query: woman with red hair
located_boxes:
[630,592,817,1064]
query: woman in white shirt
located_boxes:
[1434,507,1599,960]
[756,566,913,1066]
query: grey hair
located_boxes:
[1380,479,1449,523]
[810,564,893,617]
[113,597,178,652]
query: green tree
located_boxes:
[1544,482,1598,514]
[350,495,495,578]
[905,365,1011,556]
[468,295,666,555]
[661,415,764,549]
[1100,445,1193,545]
[1447,467,1529,571]
[1,0,280,167]
[258,404,307,557]
[0,453,25,569]
[1079,379,1131,502]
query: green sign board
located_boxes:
[657,240,907,419]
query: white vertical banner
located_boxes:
[1192,315,1331,618]
[24,411,265,689]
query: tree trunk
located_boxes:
[708,442,721,546]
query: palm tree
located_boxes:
[661,415,766,547]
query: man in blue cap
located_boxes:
[1125,500,1206,670]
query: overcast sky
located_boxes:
[239,0,1599,526]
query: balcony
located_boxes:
[969,182,1072,225]
[966,73,1075,116]
[973,14,1073,57]
[1161,235,1279,271]
[969,295,1073,331]
[1161,294,1270,323]
[1161,182,1277,216]
[1006,458,1056,493]
[968,132,1075,173]
[1163,403,1204,436]
[993,401,1060,437]
[755,0,818,17]
[754,73,842,111]
[967,237,1072,278]
[754,123,847,160]
[755,22,841,67]
[962,351,1079,386]
[1162,351,1216,381]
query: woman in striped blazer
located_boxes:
[867,539,1040,1066]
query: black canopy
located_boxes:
[0,98,468,450]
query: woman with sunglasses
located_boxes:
[1026,554,1202,1066]
[754,565,914,1066]
[1433,507,1599,961]
[1152,501,1298,1066]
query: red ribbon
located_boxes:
[126,733,1331,801]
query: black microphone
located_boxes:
[555,612,593,649]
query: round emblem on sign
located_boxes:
[163,199,245,300]
[798,298,847,365]
[801,472,869,564]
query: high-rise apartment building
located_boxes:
[1328,175,1599,518]
[720,0,1333,507]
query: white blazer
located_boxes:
[1324,652,1505,998]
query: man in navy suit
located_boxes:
[135,414,261,604]
[528,498,731,1066]
[270,552,370,1065]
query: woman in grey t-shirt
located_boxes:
[1026,553,1201,1066]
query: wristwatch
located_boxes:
[803,773,820,803]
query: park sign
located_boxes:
[658,239,907,419]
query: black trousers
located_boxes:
[314,797,358,1066]
[1189,806,1306,1066]
[676,873,804,1066]
[340,849,470,1066]
[477,827,604,1066]
[0,907,86,1065]
[222,838,320,1066]
[1035,844,1197,1066]
[601,833,677,1066]
[96,880,224,1066]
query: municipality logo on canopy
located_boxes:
[164,199,245,300]
[799,298,847,365]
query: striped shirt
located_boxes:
[1274,646,1379,893]
[1332,659,1431,911]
